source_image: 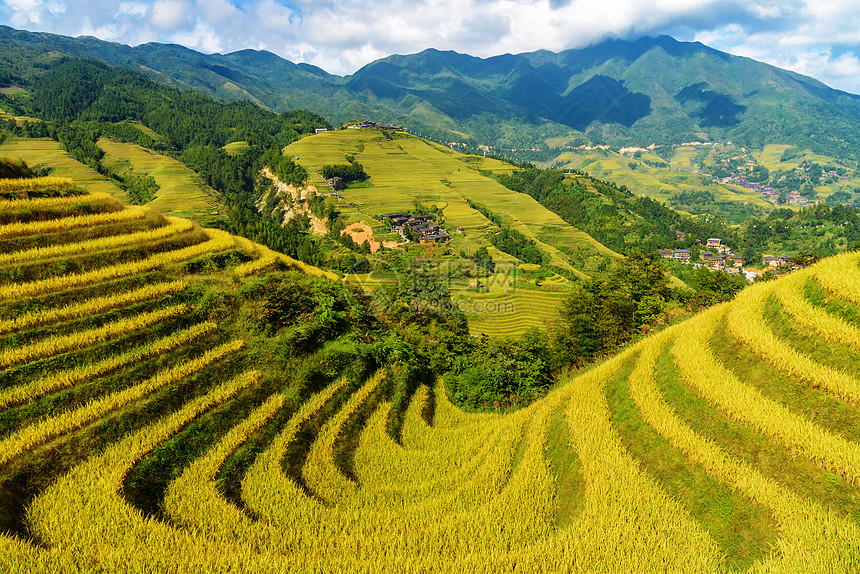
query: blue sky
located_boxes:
[3,0,860,94]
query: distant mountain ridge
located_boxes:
[2,25,860,158]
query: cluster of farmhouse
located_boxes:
[660,234,797,275]
[346,121,402,130]
[658,237,745,273]
[705,162,848,207]
[382,213,450,244]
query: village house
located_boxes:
[705,255,726,270]
[658,249,674,259]
[419,231,450,244]
[706,238,721,249]
[730,255,744,267]
[762,255,784,267]
[674,249,691,263]
[382,213,450,243]
[675,230,687,240]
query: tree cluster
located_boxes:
[553,252,673,365]
[4,55,333,265]
[489,227,545,265]
[320,160,368,184]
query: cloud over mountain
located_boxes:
[2,0,860,93]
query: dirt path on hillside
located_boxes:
[342,221,402,253]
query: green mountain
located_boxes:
[3,26,860,159]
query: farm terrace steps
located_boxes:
[2,175,860,571]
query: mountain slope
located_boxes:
[3,26,860,159]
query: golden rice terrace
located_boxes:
[1,176,860,572]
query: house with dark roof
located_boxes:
[382,212,450,243]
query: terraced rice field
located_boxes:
[289,129,621,273]
[345,265,567,338]
[755,144,795,171]
[222,141,250,155]
[557,148,772,210]
[459,286,565,338]
[3,175,860,571]
[97,138,219,221]
[0,105,41,126]
[0,138,123,198]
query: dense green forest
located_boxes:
[553,251,748,365]
[495,166,731,254]
[320,158,369,185]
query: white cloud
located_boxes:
[3,0,860,92]
[4,0,65,25]
[148,0,190,30]
[45,0,63,15]
[195,0,239,22]
[118,2,147,16]
[171,19,222,52]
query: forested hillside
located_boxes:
[1,56,331,264]
[4,26,860,160]
[493,164,860,263]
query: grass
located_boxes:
[764,295,860,374]
[98,138,219,222]
[0,105,42,125]
[123,121,165,143]
[661,333,860,526]
[222,141,249,155]
[544,406,585,528]
[709,317,860,452]
[669,146,699,170]
[755,145,795,171]
[456,285,565,338]
[289,129,615,337]
[6,157,860,571]
[346,265,567,338]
